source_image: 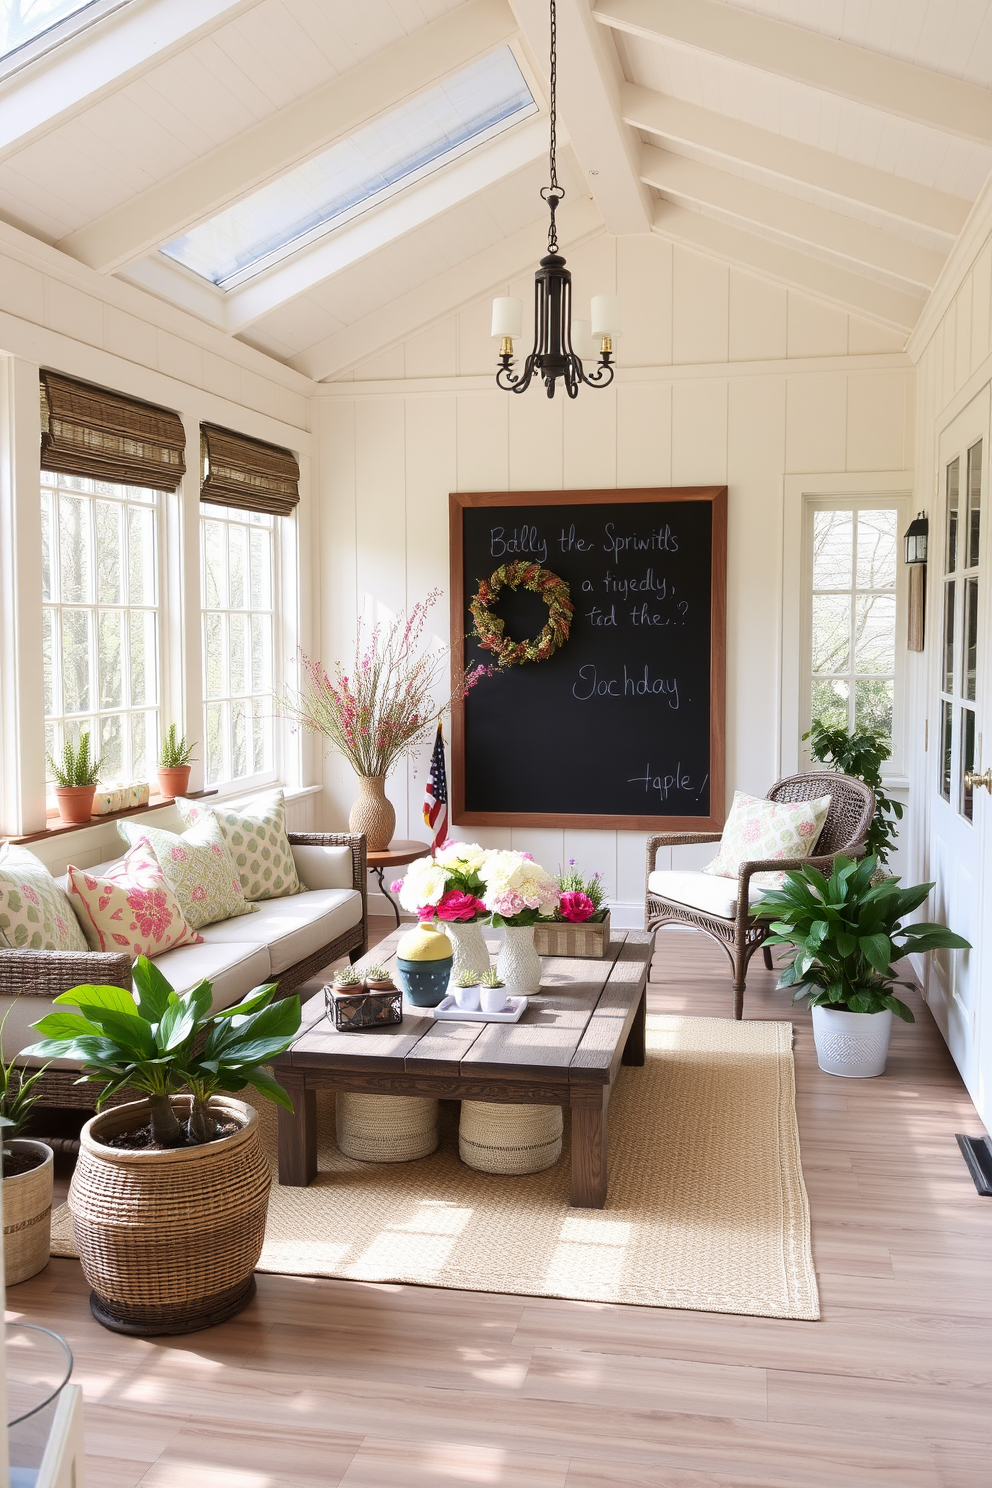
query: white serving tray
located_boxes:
[427,995,528,1024]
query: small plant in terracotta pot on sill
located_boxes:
[47,732,102,824]
[158,724,197,799]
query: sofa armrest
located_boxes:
[645,832,722,876]
[0,946,132,998]
[288,832,367,915]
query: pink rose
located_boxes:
[416,904,437,920]
[560,891,595,923]
[390,879,404,894]
[435,889,486,922]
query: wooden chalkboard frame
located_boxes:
[449,487,727,831]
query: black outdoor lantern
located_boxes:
[904,512,929,565]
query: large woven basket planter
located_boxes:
[459,1102,563,1175]
[69,1096,269,1336]
[336,1092,439,1163]
[3,1139,54,1287]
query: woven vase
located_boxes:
[70,1096,270,1336]
[349,775,395,852]
[336,1092,439,1163]
[3,1139,54,1287]
[459,1102,563,1175]
[444,920,491,981]
[496,924,543,994]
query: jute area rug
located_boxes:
[51,1015,820,1320]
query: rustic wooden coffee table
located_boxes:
[274,927,651,1208]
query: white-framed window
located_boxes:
[41,470,161,796]
[200,502,280,790]
[800,496,908,770]
[939,437,982,821]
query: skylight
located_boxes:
[1,0,115,61]
[160,47,536,291]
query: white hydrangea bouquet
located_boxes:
[395,843,559,927]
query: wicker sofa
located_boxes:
[0,830,368,1108]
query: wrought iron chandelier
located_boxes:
[491,0,620,399]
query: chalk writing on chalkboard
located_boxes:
[450,489,727,832]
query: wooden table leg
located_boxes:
[570,1087,609,1208]
[622,987,646,1066]
[278,1082,317,1186]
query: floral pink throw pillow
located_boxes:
[702,789,833,889]
[67,839,203,961]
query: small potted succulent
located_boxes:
[0,1010,54,1286]
[47,732,102,824]
[452,969,481,1011]
[326,963,401,1030]
[158,725,197,799]
[752,856,970,1078]
[479,966,508,1015]
[362,964,394,991]
[332,966,362,992]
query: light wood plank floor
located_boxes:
[8,920,991,1488]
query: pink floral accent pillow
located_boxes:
[702,790,833,889]
[67,839,203,962]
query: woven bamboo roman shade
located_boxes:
[200,424,300,517]
[40,372,186,491]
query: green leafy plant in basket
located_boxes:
[0,1006,50,1153]
[24,957,301,1147]
[47,731,102,787]
[751,855,970,1022]
[804,720,902,867]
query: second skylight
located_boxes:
[161,47,536,290]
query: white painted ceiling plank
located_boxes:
[652,200,921,332]
[595,0,992,145]
[623,82,968,239]
[57,0,519,273]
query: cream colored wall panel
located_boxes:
[848,317,907,355]
[786,294,848,358]
[616,830,649,909]
[618,235,672,367]
[405,321,459,380]
[728,270,787,362]
[459,300,495,376]
[0,258,44,323]
[456,393,508,490]
[508,392,563,491]
[846,372,909,471]
[44,280,103,347]
[672,247,728,365]
[671,380,728,484]
[559,233,618,317]
[201,349,243,404]
[562,828,618,905]
[355,400,407,610]
[954,280,973,393]
[278,386,310,432]
[241,369,281,419]
[354,347,406,381]
[563,386,618,489]
[785,373,847,471]
[156,331,204,389]
[616,383,672,487]
[317,397,359,833]
[406,397,457,604]
[105,307,158,370]
[511,827,565,874]
[970,246,992,374]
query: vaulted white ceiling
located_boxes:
[0,0,989,380]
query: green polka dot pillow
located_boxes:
[702,789,833,890]
[118,814,258,930]
[0,843,88,952]
[175,789,302,902]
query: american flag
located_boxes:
[423,719,448,852]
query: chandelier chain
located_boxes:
[543,0,561,254]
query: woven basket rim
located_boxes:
[2,1138,54,1187]
[80,1095,258,1165]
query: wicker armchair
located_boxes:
[645,773,875,1020]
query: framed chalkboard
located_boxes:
[450,488,726,831]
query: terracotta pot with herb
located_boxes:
[47,732,102,825]
[157,724,197,799]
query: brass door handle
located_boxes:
[964,769,992,792]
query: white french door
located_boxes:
[927,389,991,1113]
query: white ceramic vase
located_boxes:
[811,1004,893,1078]
[444,920,491,981]
[496,924,543,995]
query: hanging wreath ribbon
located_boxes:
[469,560,573,666]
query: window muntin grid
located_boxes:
[200,503,276,787]
[940,440,982,820]
[41,470,160,794]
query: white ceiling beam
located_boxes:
[291,193,603,381]
[641,144,945,292]
[595,0,992,146]
[652,201,921,332]
[58,0,519,274]
[225,118,550,332]
[0,0,264,162]
[623,83,968,242]
[509,0,651,235]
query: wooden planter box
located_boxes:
[533,913,611,960]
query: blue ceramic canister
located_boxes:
[394,921,453,1007]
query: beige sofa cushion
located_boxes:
[289,843,354,890]
[647,870,767,921]
[197,888,362,974]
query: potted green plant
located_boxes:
[158,724,197,799]
[46,732,102,824]
[0,1010,54,1286]
[24,957,301,1334]
[752,856,970,1077]
[805,721,903,870]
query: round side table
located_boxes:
[367,840,430,925]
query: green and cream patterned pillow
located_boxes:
[118,815,257,930]
[702,789,833,890]
[0,843,89,952]
[175,789,302,902]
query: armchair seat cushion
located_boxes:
[197,888,363,974]
[647,870,767,921]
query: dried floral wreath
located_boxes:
[468,560,573,666]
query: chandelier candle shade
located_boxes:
[492,0,619,399]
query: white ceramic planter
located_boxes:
[444,920,490,981]
[812,1004,893,1078]
[3,1138,54,1286]
[496,924,543,994]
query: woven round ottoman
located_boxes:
[335,1092,439,1163]
[458,1102,563,1175]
